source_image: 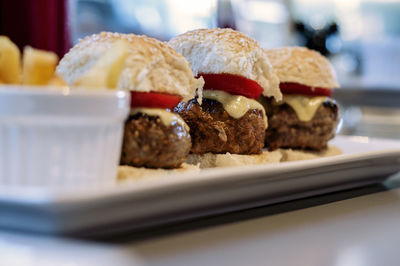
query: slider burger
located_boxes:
[263,47,340,151]
[169,28,282,167]
[56,32,203,170]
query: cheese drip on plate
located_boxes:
[203,90,268,128]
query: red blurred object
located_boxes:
[200,73,264,99]
[280,82,333,97]
[0,0,71,57]
[130,91,182,109]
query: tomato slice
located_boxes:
[280,82,332,97]
[199,73,263,99]
[130,91,182,109]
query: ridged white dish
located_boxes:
[0,86,130,188]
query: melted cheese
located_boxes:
[203,90,268,128]
[280,95,327,122]
[131,108,189,131]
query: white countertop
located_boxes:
[0,230,141,266]
[131,187,400,266]
[3,186,400,266]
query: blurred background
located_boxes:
[1,0,399,139]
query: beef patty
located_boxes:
[120,113,191,169]
[264,98,339,151]
[174,98,265,155]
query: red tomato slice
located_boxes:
[280,82,332,97]
[130,91,182,109]
[199,73,263,99]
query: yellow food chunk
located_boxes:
[0,36,21,84]
[47,74,67,86]
[74,40,128,89]
[22,46,58,85]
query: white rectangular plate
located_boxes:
[1,135,400,235]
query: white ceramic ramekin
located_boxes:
[0,86,130,189]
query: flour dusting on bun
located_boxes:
[57,32,203,101]
[169,28,281,100]
[265,46,339,89]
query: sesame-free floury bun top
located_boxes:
[57,32,203,101]
[169,28,282,101]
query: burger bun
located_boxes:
[169,28,282,101]
[57,32,203,101]
[265,46,340,89]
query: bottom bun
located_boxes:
[186,150,282,168]
[187,146,342,168]
[117,146,343,179]
[279,145,343,162]
[118,163,200,181]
